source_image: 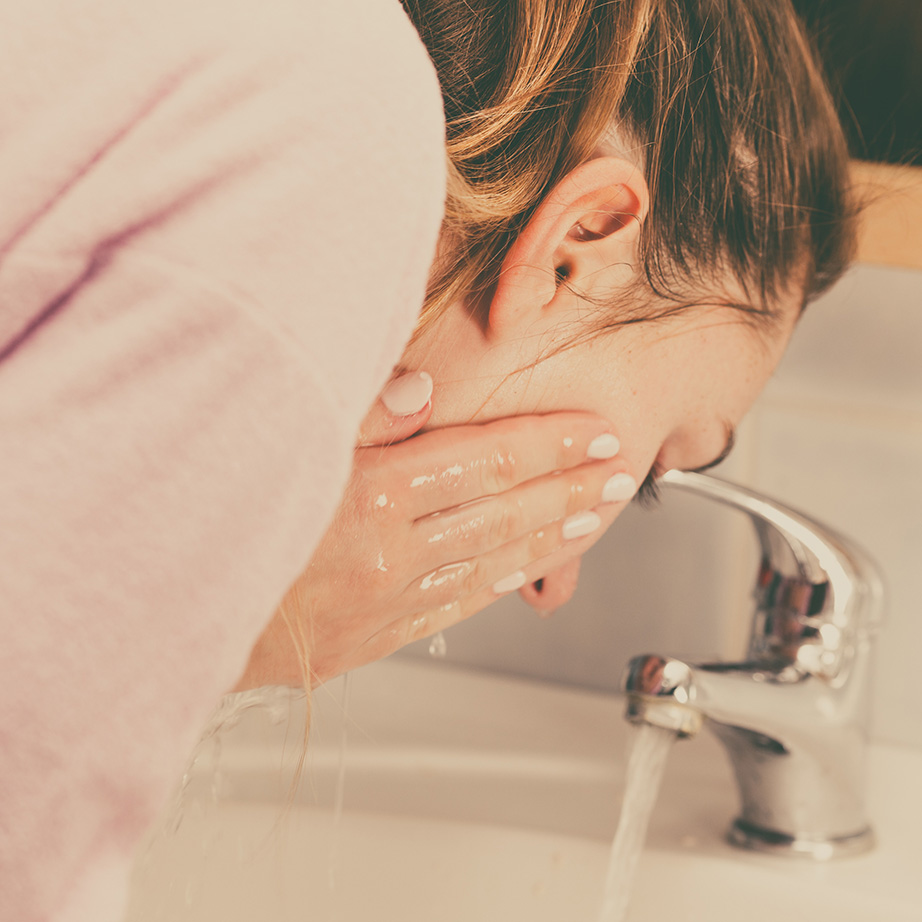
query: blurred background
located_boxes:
[791,0,921,166]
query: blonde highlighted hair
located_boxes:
[402,0,856,333]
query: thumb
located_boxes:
[518,557,583,617]
[357,371,433,447]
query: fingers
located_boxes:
[308,402,633,686]
[364,412,622,518]
[396,480,633,612]
[354,506,616,670]
[326,503,623,684]
[411,458,636,571]
[356,371,433,447]
[502,501,621,601]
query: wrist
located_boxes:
[231,610,310,692]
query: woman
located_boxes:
[0,0,853,919]
[238,0,855,689]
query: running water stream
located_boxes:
[162,684,301,839]
[132,646,677,922]
[597,723,677,922]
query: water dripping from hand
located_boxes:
[428,631,448,658]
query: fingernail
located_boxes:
[587,433,620,459]
[602,473,638,503]
[562,510,601,540]
[493,570,527,594]
[381,371,433,416]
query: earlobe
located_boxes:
[488,157,649,340]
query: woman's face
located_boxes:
[402,288,799,491]
[401,155,801,495]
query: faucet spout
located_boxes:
[621,472,884,860]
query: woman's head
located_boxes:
[399,0,856,490]
[403,0,854,328]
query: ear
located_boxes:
[488,157,649,339]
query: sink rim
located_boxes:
[176,657,922,913]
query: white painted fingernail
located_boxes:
[562,510,601,540]
[587,433,620,459]
[493,570,527,594]
[602,473,638,503]
[381,371,433,416]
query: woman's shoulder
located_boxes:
[0,0,446,342]
[0,0,443,140]
[0,0,446,441]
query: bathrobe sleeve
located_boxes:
[0,1,445,919]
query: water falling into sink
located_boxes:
[125,659,916,922]
[597,724,676,922]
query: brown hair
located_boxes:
[401,0,856,333]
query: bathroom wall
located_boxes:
[403,165,922,750]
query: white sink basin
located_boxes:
[127,659,922,921]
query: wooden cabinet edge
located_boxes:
[852,160,922,270]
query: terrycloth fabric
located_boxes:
[0,2,445,919]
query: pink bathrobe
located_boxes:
[0,1,445,919]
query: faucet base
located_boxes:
[727,817,875,860]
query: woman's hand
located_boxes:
[234,377,637,690]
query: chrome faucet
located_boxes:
[622,470,885,859]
